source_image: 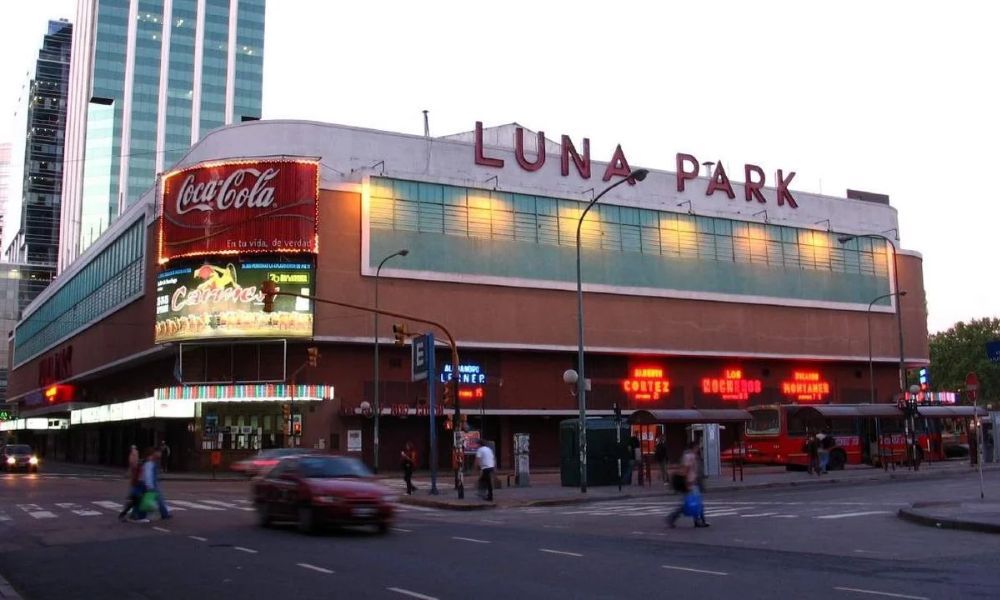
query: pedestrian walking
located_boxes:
[135,448,171,522]
[473,438,495,502]
[805,433,820,476]
[159,440,171,473]
[654,434,669,485]
[118,445,142,522]
[667,440,709,528]
[400,442,417,495]
[818,428,835,473]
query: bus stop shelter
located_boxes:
[629,409,752,481]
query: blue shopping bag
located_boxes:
[682,490,702,517]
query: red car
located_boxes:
[252,454,396,534]
[231,448,318,477]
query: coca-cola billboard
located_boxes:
[159,158,319,262]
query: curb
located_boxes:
[897,504,1000,534]
[398,466,994,511]
[0,572,23,600]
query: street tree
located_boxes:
[928,317,1000,405]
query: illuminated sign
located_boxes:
[457,387,485,401]
[781,371,830,401]
[473,121,798,208]
[155,258,314,343]
[440,363,486,385]
[158,158,319,263]
[701,369,763,402]
[43,384,75,405]
[622,366,671,401]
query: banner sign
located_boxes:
[159,158,319,263]
[155,258,314,343]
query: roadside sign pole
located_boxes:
[428,335,438,495]
[967,372,984,499]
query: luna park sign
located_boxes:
[472,121,798,208]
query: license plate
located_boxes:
[352,507,376,518]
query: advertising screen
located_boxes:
[159,158,319,263]
[155,258,314,343]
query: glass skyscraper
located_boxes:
[58,0,264,272]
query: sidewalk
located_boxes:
[898,500,1000,534]
[393,460,1000,510]
[40,461,247,482]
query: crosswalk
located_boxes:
[516,500,895,521]
[0,497,433,524]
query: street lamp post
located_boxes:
[575,169,649,493]
[838,234,905,393]
[866,291,907,403]
[373,249,409,473]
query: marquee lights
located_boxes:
[622,366,671,401]
[781,370,830,401]
[701,368,762,402]
[457,387,485,401]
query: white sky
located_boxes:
[1,0,997,334]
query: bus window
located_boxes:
[831,420,857,436]
[787,412,816,437]
[747,408,780,436]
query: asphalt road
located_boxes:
[0,468,998,599]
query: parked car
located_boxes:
[2,444,39,473]
[231,448,319,477]
[252,454,396,534]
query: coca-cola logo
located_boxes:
[175,167,279,215]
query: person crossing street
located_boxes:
[474,438,495,502]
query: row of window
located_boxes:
[370,178,892,277]
[14,220,146,365]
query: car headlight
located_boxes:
[29,457,38,465]
[5,457,13,465]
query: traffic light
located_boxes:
[442,382,452,407]
[281,403,291,421]
[307,346,319,367]
[261,279,278,313]
[392,323,409,346]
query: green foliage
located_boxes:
[928,318,1000,404]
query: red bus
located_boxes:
[732,403,984,469]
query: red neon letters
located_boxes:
[701,368,762,402]
[781,371,830,401]
[622,367,671,401]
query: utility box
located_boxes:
[687,423,722,477]
[513,433,530,487]
[559,417,629,487]
[985,412,999,463]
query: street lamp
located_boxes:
[373,248,409,473]
[866,291,906,403]
[575,168,649,493]
[838,234,905,393]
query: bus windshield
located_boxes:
[747,408,780,436]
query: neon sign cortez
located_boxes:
[159,159,319,262]
[622,367,671,401]
[473,121,797,207]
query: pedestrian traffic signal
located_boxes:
[307,346,319,367]
[261,279,278,313]
[392,323,410,346]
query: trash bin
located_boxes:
[560,417,629,487]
